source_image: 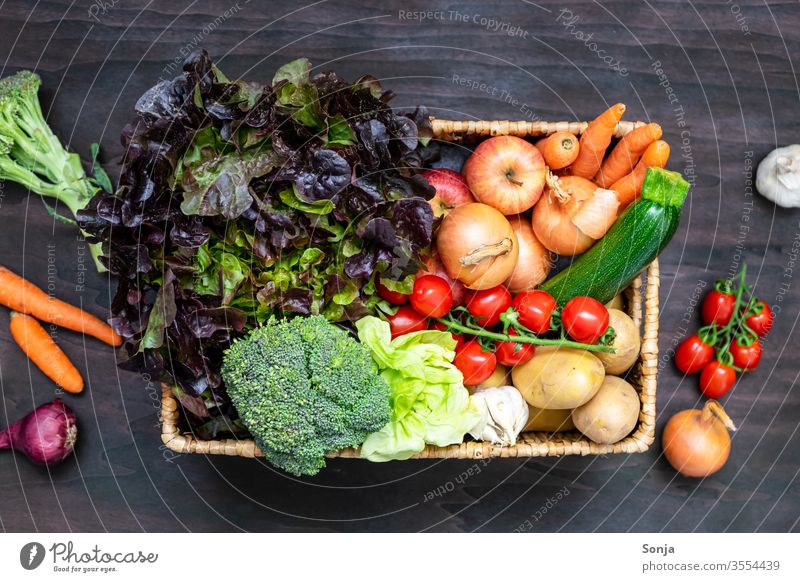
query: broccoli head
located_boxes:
[221,316,391,476]
[0,70,105,270]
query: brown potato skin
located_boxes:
[596,309,641,375]
[470,364,510,393]
[572,376,640,444]
[512,346,605,410]
[523,406,576,432]
[605,294,625,311]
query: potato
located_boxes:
[572,376,640,444]
[511,346,605,409]
[596,309,641,375]
[605,293,625,311]
[523,406,575,432]
[470,364,510,393]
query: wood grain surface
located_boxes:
[0,0,798,533]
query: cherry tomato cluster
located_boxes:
[674,264,773,398]
[382,275,614,386]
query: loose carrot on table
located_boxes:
[570,103,626,179]
[609,140,671,209]
[0,265,122,347]
[535,131,580,170]
[594,122,663,188]
[10,312,84,393]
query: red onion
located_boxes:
[0,400,77,466]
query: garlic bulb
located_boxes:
[469,386,529,446]
[756,145,800,208]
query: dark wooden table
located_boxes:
[1,0,798,533]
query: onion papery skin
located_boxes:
[567,187,620,240]
[532,188,595,256]
[437,203,519,291]
[505,215,552,293]
[0,400,77,466]
[662,407,731,477]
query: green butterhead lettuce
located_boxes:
[355,316,480,462]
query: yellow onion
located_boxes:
[567,186,620,240]
[437,203,519,290]
[505,215,552,293]
[662,400,736,477]
[532,174,620,256]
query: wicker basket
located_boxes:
[160,118,660,460]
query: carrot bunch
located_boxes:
[535,103,671,210]
[0,265,122,393]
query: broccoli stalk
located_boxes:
[0,71,105,271]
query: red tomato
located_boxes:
[431,321,465,350]
[561,296,610,344]
[495,330,535,366]
[730,339,762,370]
[466,285,512,328]
[701,289,736,326]
[377,281,409,305]
[411,275,453,318]
[511,290,556,334]
[699,360,736,398]
[674,334,715,374]
[454,341,497,386]
[745,301,774,337]
[387,305,427,338]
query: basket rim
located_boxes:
[429,117,645,140]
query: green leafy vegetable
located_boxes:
[355,316,480,462]
[140,270,176,351]
[191,241,249,305]
[80,49,437,435]
[90,142,113,194]
[272,58,312,86]
[180,149,278,218]
[221,316,392,476]
[0,71,109,271]
[327,114,357,145]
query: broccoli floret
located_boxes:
[0,70,104,270]
[221,316,391,476]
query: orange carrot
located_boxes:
[571,103,626,179]
[640,139,670,167]
[0,265,122,347]
[535,131,580,170]
[610,140,671,208]
[595,122,663,188]
[10,312,84,393]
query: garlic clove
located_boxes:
[468,386,530,446]
[776,155,800,190]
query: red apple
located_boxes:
[422,168,475,218]
[463,136,546,215]
[418,249,467,306]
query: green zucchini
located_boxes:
[540,167,689,304]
